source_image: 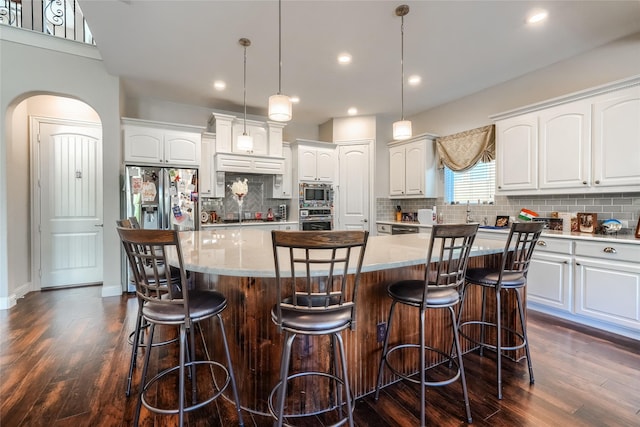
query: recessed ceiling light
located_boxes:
[527,10,548,24]
[289,96,300,104]
[348,107,358,115]
[213,80,226,91]
[408,75,421,85]
[337,53,352,65]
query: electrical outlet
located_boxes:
[376,322,386,342]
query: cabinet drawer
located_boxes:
[377,223,391,234]
[575,240,640,263]
[534,237,572,254]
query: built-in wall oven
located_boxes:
[299,208,333,230]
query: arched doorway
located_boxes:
[8,94,103,293]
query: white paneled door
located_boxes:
[34,118,103,288]
[337,142,371,231]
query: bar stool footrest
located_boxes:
[140,360,231,416]
[459,320,527,352]
[382,343,462,387]
[268,371,354,426]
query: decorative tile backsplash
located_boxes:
[378,192,640,233]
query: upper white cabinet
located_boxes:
[388,134,437,198]
[210,113,285,157]
[123,118,203,166]
[294,140,336,182]
[493,78,640,195]
[268,142,293,199]
[495,114,538,192]
[592,85,640,188]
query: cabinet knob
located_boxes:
[563,260,569,264]
[582,181,587,185]
[537,240,547,246]
[595,180,600,184]
[603,247,617,254]
[498,186,502,189]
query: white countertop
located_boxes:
[176,228,505,277]
[376,221,640,245]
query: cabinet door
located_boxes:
[389,145,406,196]
[315,148,336,182]
[232,122,268,155]
[164,130,201,166]
[496,115,538,192]
[528,253,572,312]
[281,144,293,198]
[575,257,640,331]
[124,125,164,164]
[199,133,214,195]
[404,140,426,196]
[298,147,318,181]
[592,86,640,188]
[539,101,591,190]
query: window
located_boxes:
[444,161,495,204]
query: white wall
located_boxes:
[0,27,121,308]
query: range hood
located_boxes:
[214,152,285,175]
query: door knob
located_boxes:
[95,224,104,227]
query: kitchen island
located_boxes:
[176,228,509,415]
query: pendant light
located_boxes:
[268,0,292,122]
[237,38,254,152]
[393,4,412,140]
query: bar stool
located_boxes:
[269,230,369,427]
[375,224,478,426]
[458,221,544,399]
[117,218,180,397]
[117,226,244,426]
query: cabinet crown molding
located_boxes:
[121,117,205,133]
[490,74,640,121]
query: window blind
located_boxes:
[445,161,495,204]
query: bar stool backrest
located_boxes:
[498,221,545,283]
[271,230,369,331]
[117,227,190,319]
[423,224,479,304]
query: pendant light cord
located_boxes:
[243,42,248,135]
[278,0,282,95]
[400,13,405,121]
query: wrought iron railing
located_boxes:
[0,0,94,45]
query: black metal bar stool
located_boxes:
[117,217,180,397]
[117,226,244,426]
[458,221,544,399]
[269,230,369,427]
[375,224,478,426]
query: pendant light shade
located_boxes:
[393,4,412,141]
[268,0,292,122]
[268,94,292,122]
[239,38,253,152]
[393,120,412,140]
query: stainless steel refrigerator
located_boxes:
[122,165,198,291]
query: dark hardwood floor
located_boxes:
[1,286,639,426]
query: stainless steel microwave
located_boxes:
[300,183,332,205]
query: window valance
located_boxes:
[436,124,495,172]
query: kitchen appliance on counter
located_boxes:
[122,165,198,291]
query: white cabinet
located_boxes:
[592,85,640,189]
[376,223,391,235]
[388,134,436,198]
[574,241,640,332]
[268,142,293,199]
[199,132,215,196]
[528,237,573,312]
[538,101,591,190]
[211,113,285,157]
[495,114,538,192]
[122,120,202,166]
[493,78,640,195]
[122,118,202,166]
[232,120,268,155]
[294,140,336,182]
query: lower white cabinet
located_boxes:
[528,238,573,312]
[574,241,640,332]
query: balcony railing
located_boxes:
[0,0,94,45]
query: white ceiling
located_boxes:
[78,1,640,126]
